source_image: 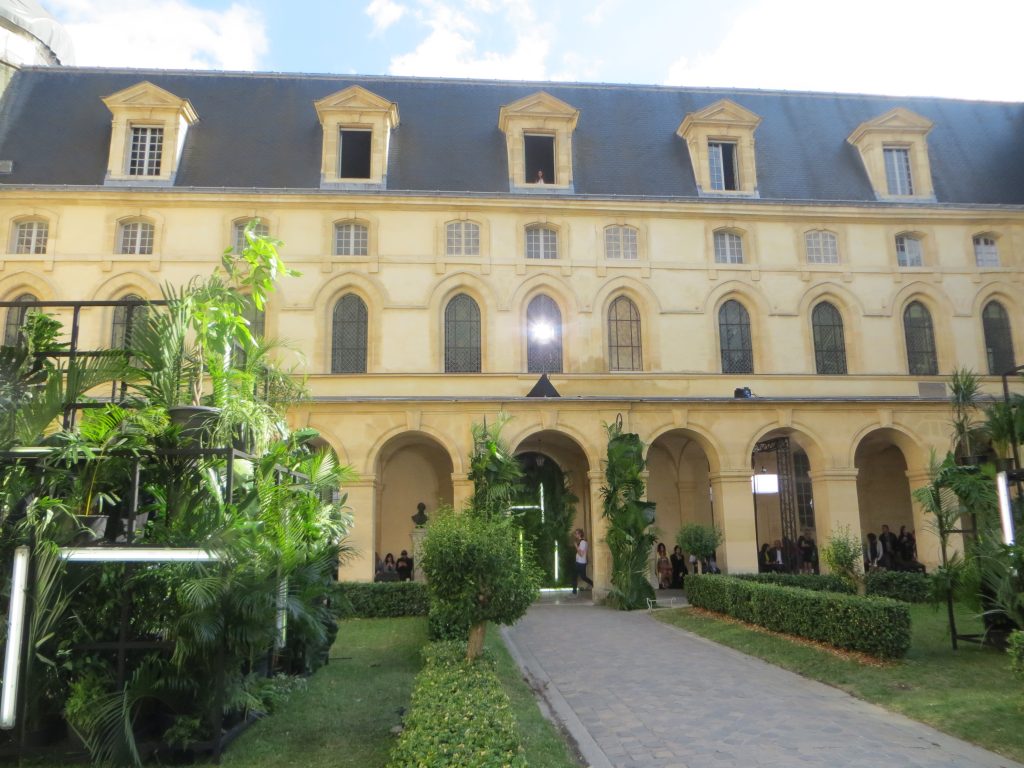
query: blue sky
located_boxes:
[43,1,1024,101]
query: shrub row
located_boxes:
[388,641,526,768]
[336,581,429,618]
[1009,630,1024,680]
[864,570,931,603]
[686,575,911,658]
[734,572,855,594]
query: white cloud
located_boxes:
[45,0,268,71]
[664,0,1024,101]
[387,0,552,80]
[365,0,407,33]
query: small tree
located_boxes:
[421,509,540,660]
[820,525,865,594]
[675,523,723,572]
[949,367,987,460]
[467,413,523,519]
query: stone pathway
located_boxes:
[502,596,1023,768]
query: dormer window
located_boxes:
[677,100,761,197]
[314,86,399,189]
[847,108,934,200]
[498,92,579,192]
[101,81,197,185]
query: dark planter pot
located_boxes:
[168,405,220,443]
[994,457,1016,472]
[955,454,986,466]
[114,511,150,542]
[73,514,109,545]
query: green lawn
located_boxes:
[656,603,1024,762]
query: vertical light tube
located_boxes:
[1,546,30,729]
[996,472,1016,546]
[275,578,288,650]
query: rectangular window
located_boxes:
[805,231,839,264]
[713,231,744,264]
[605,226,638,260]
[15,221,48,254]
[526,227,558,259]
[524,134,555,185]
[446,222,480,257]
[119,222,154,255]
[708,141,738,191]
[883,147,914,195]
[896,235,923,267]
[339,129,372,179]
[973,236,999,267]
[335,223,368,256]
[128,126,163,176]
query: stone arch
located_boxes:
[646,422,725,475]
[594,277,663,371]
[312,272,388,374]
[797,283,865,373]
[425,272,495,373]
[365,424,463,478]
[0,271,57,301]
[508,422,599,473]
[892,285,952,374]
[647,428,719,557]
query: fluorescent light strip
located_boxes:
[996,472,1016,546]
[59,548,223,563]
[1,547,30,729]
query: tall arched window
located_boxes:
[111,294,147,352]
[331,294,368,374]
[444,293,481,373]
[719,299,753,374]
[608,295,642,371]
[3,293,37,347]
[983,300,1015,374]
[526,295,562,373]
[903,301,938,375]
[811,301,847,375]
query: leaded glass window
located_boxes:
[111,294,147,353]
[713,230,744,264]
[118,220,154,255]
[14,220,48,254]
[129,126,163,176]
[526,295,562,373]
[444,294,481,373]
[903,301,937,375]
[973,235,1000,268]
[334,222,368,257]
[983,300,1015,375]
[3,293,37,347]
[525,226,558,260]
[604,226,638,260]
[811,302,847,375]
[805,230,838,264]
[895,234,923,267]
[719,299,753,374]
[608,295,642,371]
[883,146,913,195]
[446,221,480,257]
[331,294,368,374]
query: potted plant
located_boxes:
[984,394,1023,470]
[676,523,724,576]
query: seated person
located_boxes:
[396,550,413,581]
[375,552,398,582]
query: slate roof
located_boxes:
[1,67,1023,205]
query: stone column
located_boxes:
[807,468,861,574]
[410,525,427,582]
[338,474,378,582]
[451,472,473,512]
[905,468,949,571]
[708,470,758,573]
[588,469,611,596]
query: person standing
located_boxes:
[572,528,593,594]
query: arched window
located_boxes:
[446,221,480,257]
[13,220,49,254]
[118,220,155,255]
[811,301,847,375]
[331,294,368,374]
[525,225,558,260]
[526,294,562,373]
[111,294,147,352]
[444,293,481,373]
[604,225,638,260]
[805,230,838,264]
[334,222,368,256]
[713,230,744,264]
[983,300,1015,374]
[719,299,753,374]
[895,234,923,267]
[608,295,642,371]
[3,293,38,347]
[973,235,1000,268]
[903,301,938,375]
[234,219,269,253]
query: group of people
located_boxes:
[864,524,925,572]
[653,543,718,589]
[374,550,414,582]
[758,531,818,574]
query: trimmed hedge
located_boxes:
[734,572,855,594]
[1009,630,1024,680]
[388,641,526,768]
[336,581,429,618]
[865,570,931,603]
[686,575,911,658]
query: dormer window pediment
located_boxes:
[677,99,761,197]
[314,85,399,189]
[499,91,579,192]
[102,81,198,186]
[847,108,935,201]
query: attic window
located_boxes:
[708,141,738,191]
[129,126,164,176]
[339,129,372,179]
[525,135,555,185]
